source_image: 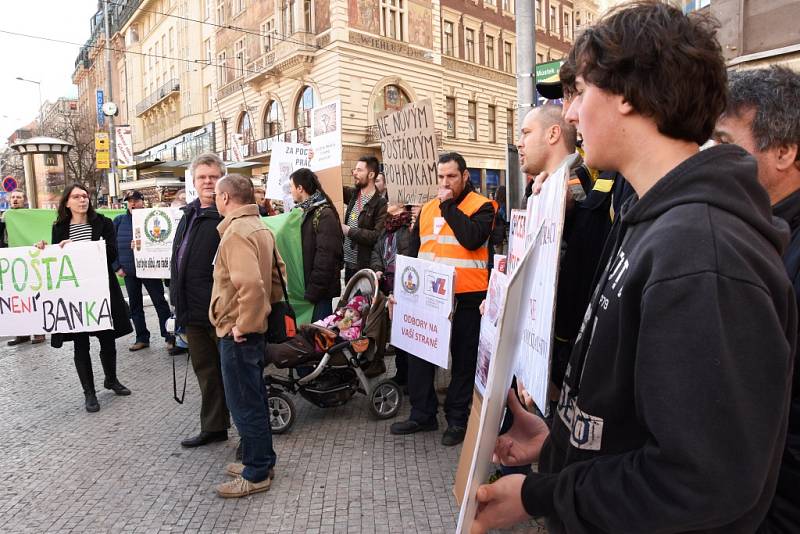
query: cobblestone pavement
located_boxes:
[0,306,544,533]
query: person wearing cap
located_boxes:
[113,191,174,352]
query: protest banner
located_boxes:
[455,229,544,533]
[310,100,342,172]
[185,168,197,204]
[377,99,438,205]
[506,209,527,276]
[3,209,126,248]
[390,254,455,368]
[267,141,309,211]
[0,241,112,336]
[513,162,568,414]
[475,268,509,397]
[131,207,184,279]
[262,209,314,325]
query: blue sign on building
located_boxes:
[96,89,105,127]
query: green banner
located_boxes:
[263,209,314,325]
[4,208,126,247]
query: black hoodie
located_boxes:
[522,145,797,533]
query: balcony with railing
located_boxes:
[217,33,317,101]
[220,126,310,161]
[136,78,180,116]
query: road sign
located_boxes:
[96,151,110,169]
[95,132,110,150]
[2,176,18,192]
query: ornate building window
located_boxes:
[446,97,456,138]
[238,111,253,145]
[263,100,284,138]
[295,86,314,140]
[380,0,406,41]
[372,84,411,117]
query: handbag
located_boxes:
[267,248,297,343]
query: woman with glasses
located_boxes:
[38,184,133,412]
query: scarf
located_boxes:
[384,210,411,232]
[296,190,326,212]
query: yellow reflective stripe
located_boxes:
[593,178,614,193]
[437,257,488,269]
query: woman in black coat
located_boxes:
[289,168,344,322]
[38,184,133,412]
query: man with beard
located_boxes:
[342,156,387,281]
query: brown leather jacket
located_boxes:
[209,205,286,337]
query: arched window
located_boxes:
[295,86,314,129]
[372,84,411,117]
[238,111,253,145]
[263,100,284,138]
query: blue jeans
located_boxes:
[125,276,172,343]
[219,333,276,482]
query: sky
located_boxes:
[0,0,99,145]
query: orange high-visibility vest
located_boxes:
[418,191,494,294]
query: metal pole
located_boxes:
[103,0,118,206]
[512,0,536,211]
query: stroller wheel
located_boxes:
[368,380,403,419]
[268,392,296,434]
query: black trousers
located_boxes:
[186,325,230,432]
[73,331,118,395]
[407,301,482,428]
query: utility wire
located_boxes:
[0,28,342,92]
[105,0,322,50]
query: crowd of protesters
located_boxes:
[3,0,799,528]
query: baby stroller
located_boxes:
[264,269,402,433]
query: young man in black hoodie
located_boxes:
[471,2,797,533]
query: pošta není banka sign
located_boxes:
[0,241,112,335]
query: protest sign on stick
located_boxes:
[475,268,509,397]
[267,141,309,211]
[390,254,455,368]
[0,241,112,336]
[310,100,342,171]
[506,209,527,276]
[131,207,184,279]
[377,99,438,205]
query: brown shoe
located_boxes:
[216,475,271,498]
[225,462,245,477]
[129,341,149,351]
[31,335,45,344]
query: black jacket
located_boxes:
[169,199,222,327]
[551,171,633,387]
[50,213,133,345]
[301,201,343,303]
[343,186,388,269]
[409,182,495,308]
[760,188,800,533]
[525,145,797,533]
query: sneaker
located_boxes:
[129,341,149,351]
[390,419,438,435]
[225,462,245,477]
[7,336,31,346]
[442,425,466,446]
[216,475,271,498]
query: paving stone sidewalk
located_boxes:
[0,307,544,533]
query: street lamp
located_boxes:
[15,77,44,135]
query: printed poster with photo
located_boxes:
[267,141,310,211]
[131,207,184,279]
[474,268,510,397]
[391,254,455,368]
[310,100,342,172]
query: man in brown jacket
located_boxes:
[209,174,283,498]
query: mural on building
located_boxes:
[409,0,433,48]
[349,0,380,34]
[316,0,332,32]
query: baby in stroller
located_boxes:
[264,269,403,433]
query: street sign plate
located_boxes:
[2,176,18,192]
